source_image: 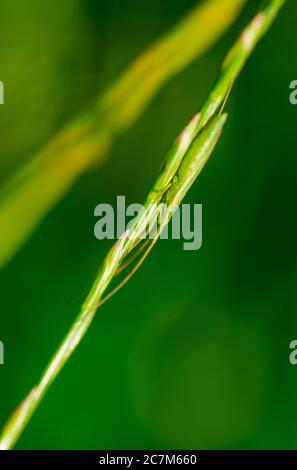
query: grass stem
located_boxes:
[0,0,285,450]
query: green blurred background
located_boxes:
[0,0,297,450]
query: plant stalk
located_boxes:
[0,0,285,450]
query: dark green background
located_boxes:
[0,0,297,449]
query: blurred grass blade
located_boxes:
[97,0,246,133]
[0,0,246,270]
[0,118,110,271]
[0,0,285,450]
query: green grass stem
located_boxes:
[0,0,285,450]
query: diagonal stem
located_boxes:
[0,0,285,450]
